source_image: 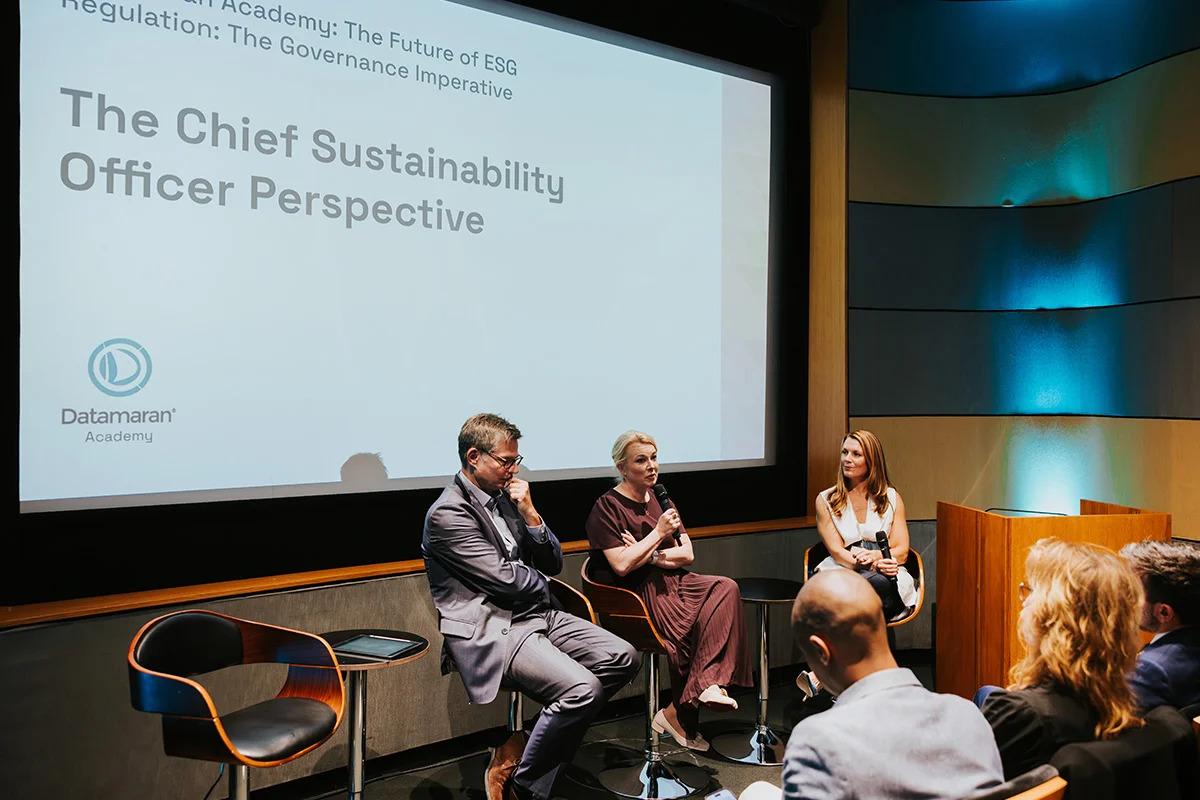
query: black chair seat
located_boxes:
[220,697,337,762]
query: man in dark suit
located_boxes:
[423,413,639,800]
[1121,539,1200,713]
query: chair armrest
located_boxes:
[235,618,341,668]
[277,665,345,721]
[549,577,597,624]
[804,542,831,580]
[235,619,345,719]
[580,558,668,652]
[887,548,925,629]
[1008,776,1067,800]
[128,659,218,717]
[128,613,220,717]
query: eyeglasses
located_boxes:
[1018,581,1032,602]
[484,451,524,470]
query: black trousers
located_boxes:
[859,568,907,620]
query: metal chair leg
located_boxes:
[508,690,524,733]
[594,652,708,799]
[709,602,788,765]
[228,764,249,800]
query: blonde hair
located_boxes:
[1009,538,1143,739]
[611,430,656,473]
[827,430,892,518]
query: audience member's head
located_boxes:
[1012,538,1143,739]
[1120,539,1200,633]
[791,569,896,695]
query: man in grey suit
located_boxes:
[781,570,1003,800]
[423,413,639,800]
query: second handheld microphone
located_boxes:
[875,530,899,585]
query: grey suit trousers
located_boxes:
[505,608,639,799]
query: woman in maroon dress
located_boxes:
[585,430,751,752]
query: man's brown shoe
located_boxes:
[484,730,527,800]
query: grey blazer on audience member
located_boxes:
[783,668,1004,800]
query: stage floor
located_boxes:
[262,653,933,799]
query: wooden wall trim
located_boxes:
[0,517,814,630]
[807,0,849,512]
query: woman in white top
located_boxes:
[814,430,917,620]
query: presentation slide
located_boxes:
[19,0,776,511]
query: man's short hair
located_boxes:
[1121,539,1200,625]
[458,413,522,468]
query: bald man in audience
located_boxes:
[782,570,1003,800]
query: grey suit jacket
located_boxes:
[783,668,1003,800]
[422,472,564,704]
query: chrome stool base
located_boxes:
[709,723,788,765]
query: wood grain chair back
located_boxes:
[579,557,667,653]
[548,576,597,625]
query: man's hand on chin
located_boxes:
[506,478,542,527]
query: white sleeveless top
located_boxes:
[816,486,918,608]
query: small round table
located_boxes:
[322,629,429,799]
[709,577,803,766]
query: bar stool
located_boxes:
[504,577,596,734]
[485,577,598,799]
[580,557,708,799]
[128,610,344,800]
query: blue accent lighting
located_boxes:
[992,311,1119,415]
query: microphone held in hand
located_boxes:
[652,483,682,545]
[875,530,898,584]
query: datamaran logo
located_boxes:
[88,338,152,397]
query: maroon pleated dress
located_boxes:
[585,489,752,713]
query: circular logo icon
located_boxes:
[88,338,153,397]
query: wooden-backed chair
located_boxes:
[503,578,598,733]
[1008,775,1068,800]
[128,609,344,800]
[802,542,925,628]
[580,556,707,799]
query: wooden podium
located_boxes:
[935,499,1171,699]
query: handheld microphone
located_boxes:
[652,484,682,545]
[875,531,898,585]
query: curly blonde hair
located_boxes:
[1009,538,1143,739]
[827,430,892,518]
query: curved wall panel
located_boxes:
[848,301,1200,418]
[850,0,1200,97]
[850,415,1199,539]
[849,49,1200,206]
[849,177,1200,310]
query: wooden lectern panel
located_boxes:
[936,499,1170,699]
[935,502,981,698]
[978,511,1013,689]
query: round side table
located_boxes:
[708,577,803,766]
[322,629,429,799]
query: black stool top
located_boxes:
[321,629,429,670]
[735,577,804,604]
